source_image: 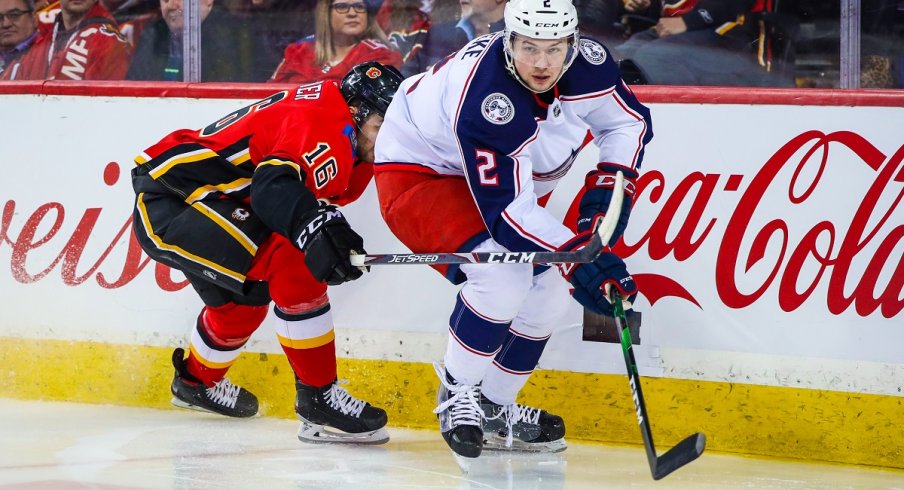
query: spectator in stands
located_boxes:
[611,0,795,87]
[28,0,157,46]
[570,0,620,45]
[102,0,160,46]
[400,0,504,76]
[270,0,400,83]
[0,0,38,76]
[376,0,429,65]
[127,0,276,81]
[244,0,318,73]
[2,0,132,80]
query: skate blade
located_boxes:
[170,397,259,418]
[482,433,567,453]
[451,447,568,481]
[296,417,389,445]
[451,450,476,474]
[170,397,220,415]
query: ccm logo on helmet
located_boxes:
[366,67,382,78]
[535,22,560,27]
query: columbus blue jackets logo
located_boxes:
[482,93,514,125]
[579,39,607,65]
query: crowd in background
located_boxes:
[0,0,901,87]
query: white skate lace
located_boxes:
[206,378,241,409]
[324,380,366,417]
[432,362,482,427]
[485,403,542,448]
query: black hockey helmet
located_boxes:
[339,61,404,128]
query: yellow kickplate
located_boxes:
[1,337,900,469]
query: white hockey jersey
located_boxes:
[374,32,653,253]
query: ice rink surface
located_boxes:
[0,398,900,490]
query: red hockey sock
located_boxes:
[283,339,338,388]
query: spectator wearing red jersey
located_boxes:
[4,0,131,80]
[0,0,38,77]
[270,0,401,83]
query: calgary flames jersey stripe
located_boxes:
[226,148,252,165]
[190,201,258,255]
[258,157,302,177]
[148,148,220,179]
[184,178,252,204]
[135,193,247,284]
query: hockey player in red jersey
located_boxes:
[131,62,403,445]
[374,0,651,458]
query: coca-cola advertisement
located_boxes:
[0,87,901,395]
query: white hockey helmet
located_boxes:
[503,0,580,92]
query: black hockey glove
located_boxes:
[558,234,637,316]
[577,163,638,247]
[295,204,367,285]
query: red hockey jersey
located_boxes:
[6,1,131,80]
[270,37,402,84]
[135,81,372,243]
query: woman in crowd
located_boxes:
[270,0,400,83]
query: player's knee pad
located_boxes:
[460,262,534,321]
[203,302,269,341]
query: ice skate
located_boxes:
[481,395,567,453]
[433,362,485,459]
[295,379,389,444]
[169,348,259,418]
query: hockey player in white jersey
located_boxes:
[373,0,653,458]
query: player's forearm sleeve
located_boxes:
[250,157,320,240]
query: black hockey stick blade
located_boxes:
[652,432,706,480]
[351,171,625,266]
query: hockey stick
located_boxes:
[610,289,706,480]
[350,172,625,267]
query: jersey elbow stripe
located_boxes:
[501,211,557,250]
[136,194,247,284]
[148,148,219,179]
[258,157,300,169]
[190,201,258,255]
[258,158,302,177]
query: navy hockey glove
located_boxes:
[577,163,638,247]
[295,204,367,285]
[558,235,637,316]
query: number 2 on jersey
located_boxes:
[475,149,499,186]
